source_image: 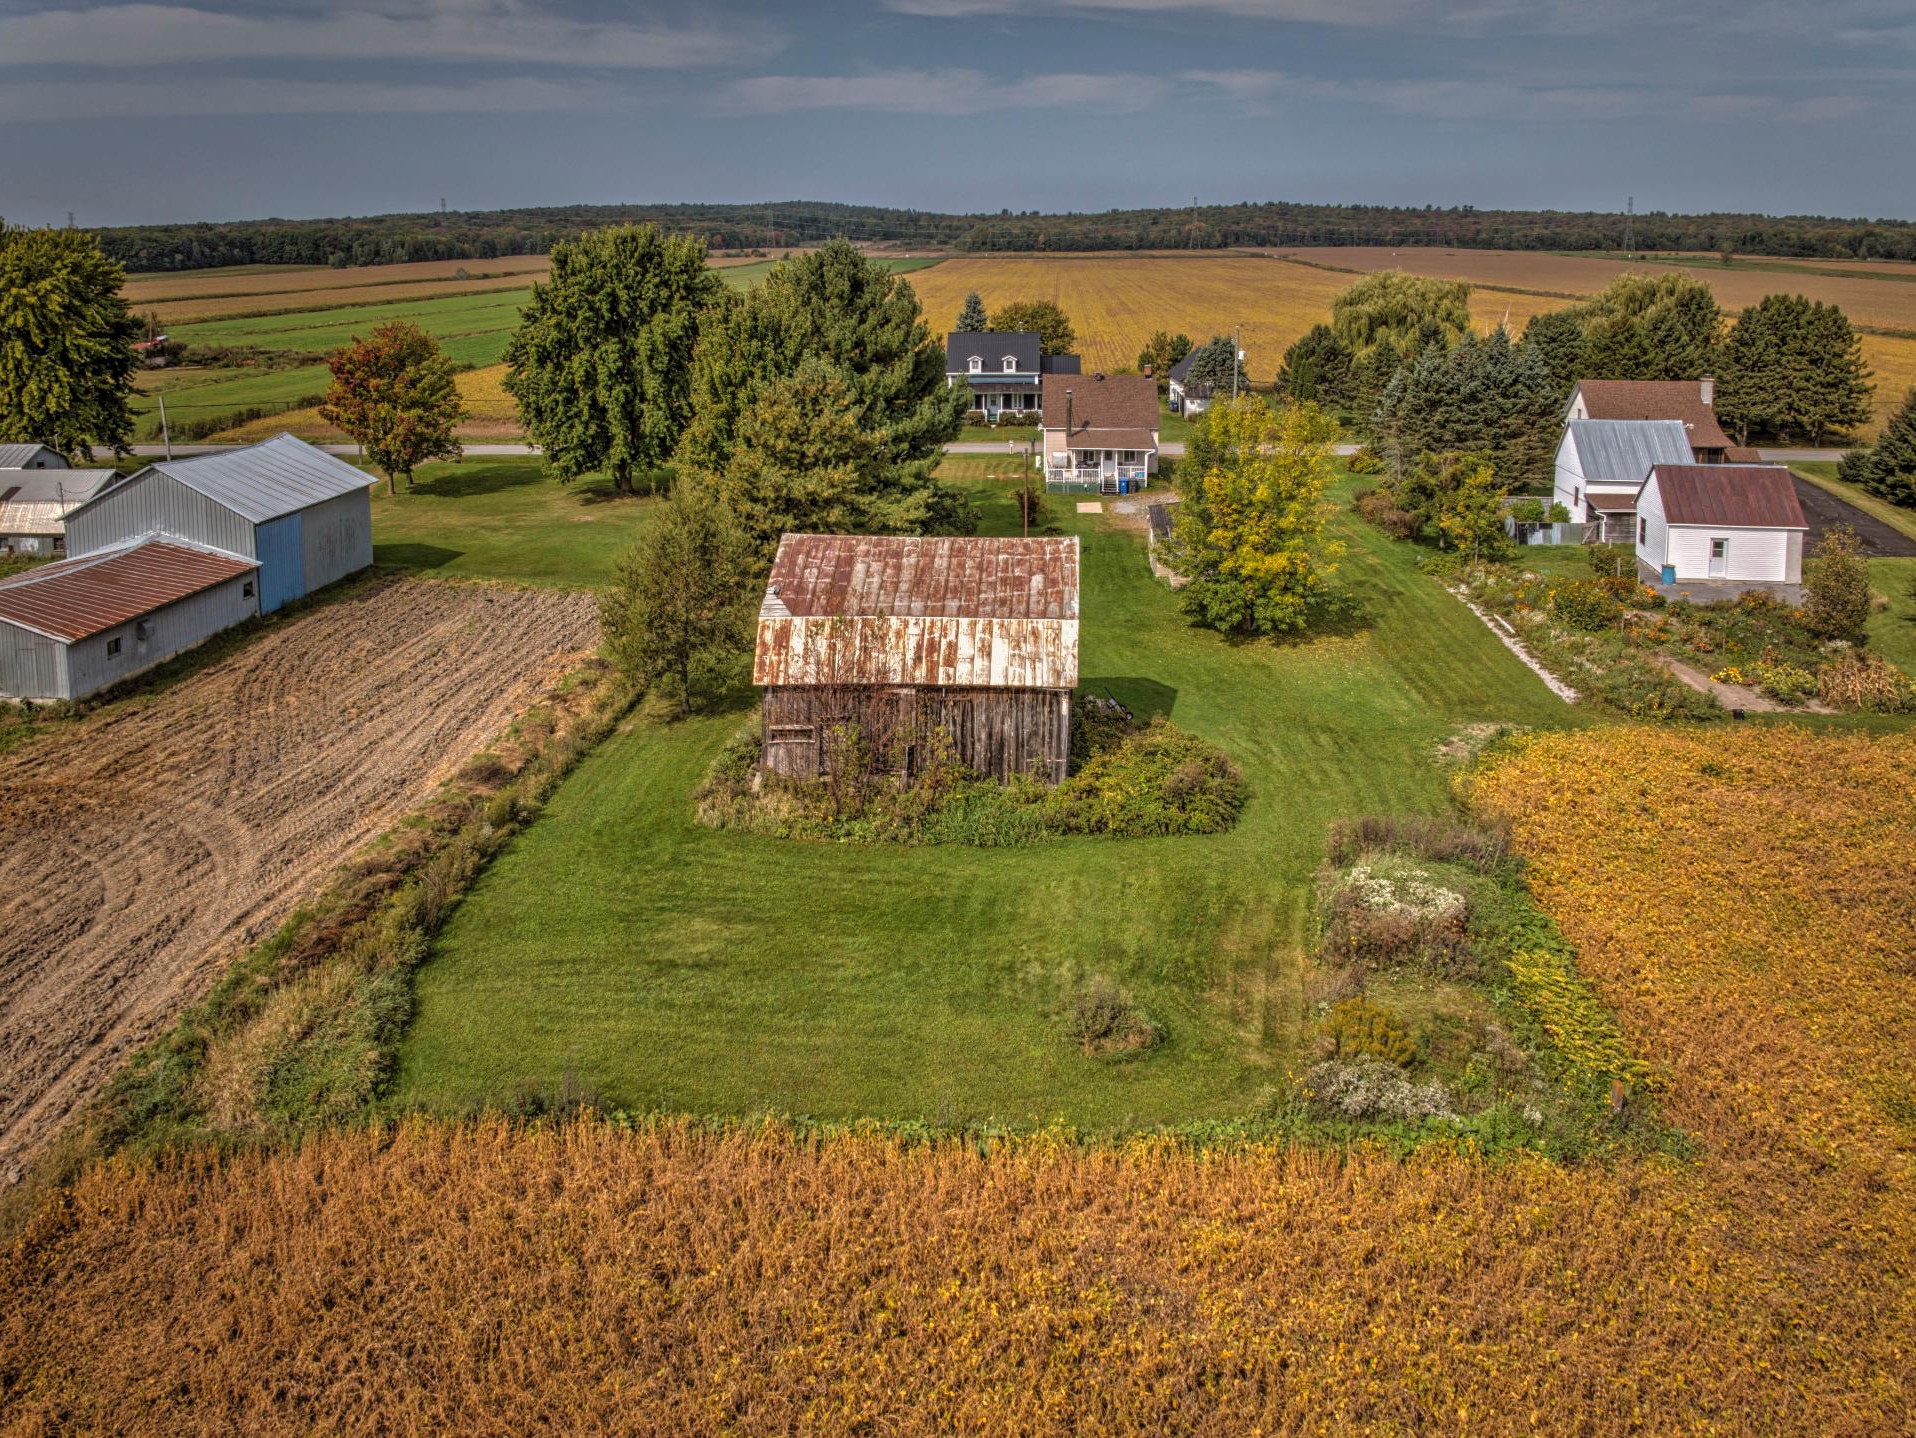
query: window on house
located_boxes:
[1573,486,1581,506]
[243,580,255,599]
[1639,517,1647,545]
[1003,356,1017,372]
[135,621,150,642]
[968,357,981,374]
[106,636,122,656]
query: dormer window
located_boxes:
[1002,356,1017,373]
[968,356,982,374]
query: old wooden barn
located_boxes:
[753,534,1080,785]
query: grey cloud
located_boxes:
[0,2,787,69]
[719,68,1167,114]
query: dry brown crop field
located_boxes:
[0,579,595,1178]
[1271,245,1916,330]
[122,249,811,325]
[1269,246,1916,428]
[5,724,1911,1433]
[922,250,1911,429]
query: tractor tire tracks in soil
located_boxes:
[0,576,596,1178]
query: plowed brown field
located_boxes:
[0,578,595,1177]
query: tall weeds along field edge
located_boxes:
[3,725,1912,1433]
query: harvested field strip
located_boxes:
[1269,245,1916,333]
[0,578,595,1175]
[133,271,548,326]
[122,255,551,306]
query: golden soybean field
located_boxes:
[911,251,1916,430]
[5,725,1911,1434]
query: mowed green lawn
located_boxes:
[390,465,1579,1129]
[371,458,658,587]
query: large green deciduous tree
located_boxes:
[1370,329,1559,489]
[1166,398,1346,635]
[319,321,465,494]
[1330,270,1472,405]
[677,240,968,553]
[504,224,719,495]
[1840,388,1916,508]
[0,222,140,459]
[1717,293,1872,444]
[986,299,1075,356]
[600,482,755,716]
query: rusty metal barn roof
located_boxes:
[753,534,1079,689]
[1648,465,1808,530]
[0,538,257,642]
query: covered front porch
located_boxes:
[1045,447,1152,494]
[967,379,1041,420]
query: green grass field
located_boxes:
[131,363,334,439]
[138,257,945,439]
[370,459,659,587]
[389,466,1579,1129]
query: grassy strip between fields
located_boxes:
[1,636,638,1240]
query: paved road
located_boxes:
[1789,474,1916,557]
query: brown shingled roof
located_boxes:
[1573,380,1732,452]
[1648,465,1807,529]
[0,538,257,642]
[1041,372,1159,439]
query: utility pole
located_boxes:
[157,393,173,460]
[1624,196,1635,259]
[1232,325,1241,400]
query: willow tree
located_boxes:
[1330,269,1472,405]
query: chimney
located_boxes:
[1141,363,1153,378]
[1699,375,1715,407]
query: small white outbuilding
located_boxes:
[1636,464,1808,591]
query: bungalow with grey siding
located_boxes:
[62,433,373,612]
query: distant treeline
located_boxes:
[93,199,1916,272]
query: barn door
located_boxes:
[255,512,304,612]
[763,723,818,778]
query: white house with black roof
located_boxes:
[946,331,1081,422]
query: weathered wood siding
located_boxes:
[762,685,1071,785]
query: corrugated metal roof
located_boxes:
[1648,465,1808,529]
[1572,380,1733,451]
[753,534,1079,690]
[0,471,121,536]
[1568,420,1694,486]
[0,538,257,642]
[83,433,371,525]
[0,445,65,469]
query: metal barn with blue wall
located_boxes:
[63,434,373,612]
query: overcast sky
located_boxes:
[1,0,1913,229]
